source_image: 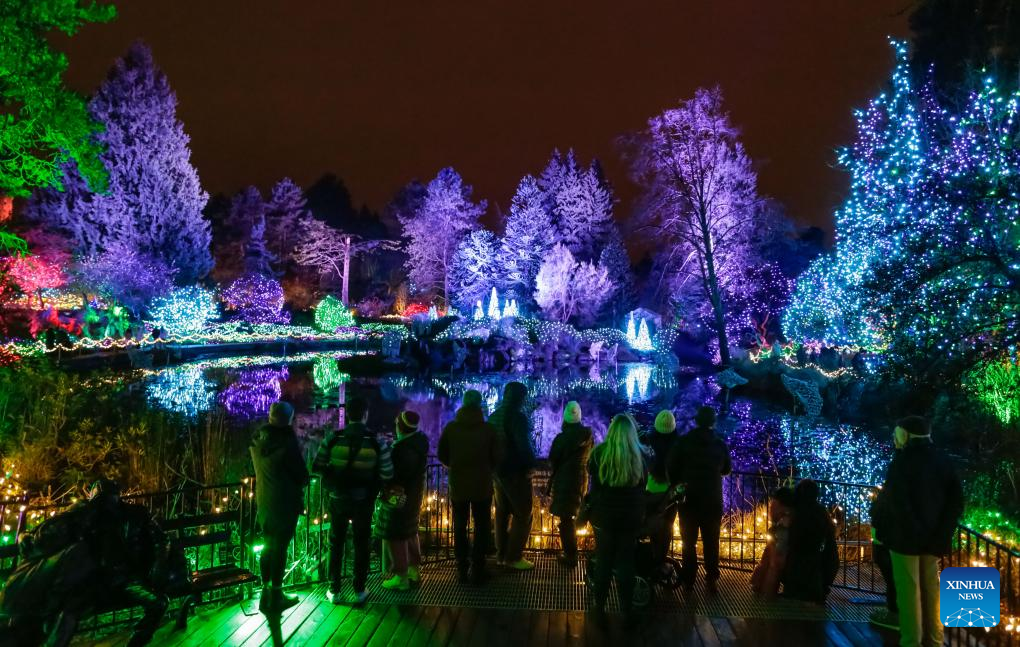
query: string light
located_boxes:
[148,286,219,335]
[313,295,355,332]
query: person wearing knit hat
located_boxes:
[666,405,732,594]
[642,409,681,570]
[439,390,503,584]
[548,401,593,567]
[379,408,429,591]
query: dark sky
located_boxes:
[61,1,911,233]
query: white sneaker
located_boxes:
[326,590,342,605]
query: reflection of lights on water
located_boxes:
[623,363,653,403]
[219,367,289,419]
[146,367,216,417]
[313,356,349,392]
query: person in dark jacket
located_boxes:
[250,401,309,615]
[548,401,594,568]
[642,409,680,569]
[312,396,393,606]
[588,413,647,628]
[667,406,732,593]
[378,410,428,591]
[438,390,503,584]
[488,381,537,571]
[870,416,963,647]
[782,479,839,604]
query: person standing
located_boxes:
[548,401,593,568]
[870,416,963,647]
[250,401,309,615]
[313,396,393,605]
[488,381,537,571]
[377,410,429,591]
[588,414,647,627]
[438,390,503,584]
[667,406,732,594]
[642,409,681,568]
[782,479,839,603]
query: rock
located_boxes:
[781,373,823,416]
[715,368,748,389]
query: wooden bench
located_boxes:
[160,509,258,629]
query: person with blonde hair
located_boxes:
[586,413,647,627]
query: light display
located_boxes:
[222,273,289,324]
[145,366,216,417]
[487,287,500,319]
[312,355,349,392]
[784,41,1020,378]
[148,286,219,335]
[219,367,289,419]
[624,313,654,352]
[314,295,355,332]
[964,353,1020,426]
[473,300,484,321]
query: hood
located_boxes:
[501,381,527,409]
[252,424,293,457]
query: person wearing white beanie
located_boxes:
[547,401,593,567]
[642,409,681,571]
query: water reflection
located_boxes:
[139,354,891,485]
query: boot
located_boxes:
[274,588,299,613]
[258,585,275,615]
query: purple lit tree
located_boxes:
[221,272,289,324]
[556,163,615,261]
[27,43,212,283]
[625,87,761,365]
[499,175,554,305]
[73,241,176,317]
[225,186,276,277]
[397,167,486,304]
[598,232,634,321]
[449,228,499,312]
[534,243,614,325]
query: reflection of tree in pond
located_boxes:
[219,367,289,420]
[312,356,349,393]
[146,367,216,417]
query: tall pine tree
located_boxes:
[265,177,308,273]
[499,175,554,305]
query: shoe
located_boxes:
[275,589,299,613]
[351,590,369,606]
[326,590,342,605]
[705,579,719,597]
[382,575,410,591]
[869,609,899,631]
[407,566,421,587]
[258,586,275,615]
[509,558,535,571]
[557,555,578,569]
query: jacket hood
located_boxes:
[455,405,485,424]
[501,381,527,409]
[253,424,293,456]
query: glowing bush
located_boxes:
[314,295,355,332]
[148,286,218,335]
[222,273,289,324]
[965,353,1020,427]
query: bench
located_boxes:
[160,509,258,629]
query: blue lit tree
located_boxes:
[499,175,553,305]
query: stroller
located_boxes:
[586,486,684,608]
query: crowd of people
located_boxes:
[0,383,964,646]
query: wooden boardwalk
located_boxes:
[77,583,898,647]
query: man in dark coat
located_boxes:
[667,406,732,593]
[250,401,309,616]
[312,396,393,605]
[488,381,537,571]
[643,409,681,569]
[548,401,593,568]
[870,416,962,647]
[438,390,503,584]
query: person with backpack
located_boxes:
[376,410,428,591]
[488,381,538,571]
[313,396,393,605]
[250,401,309,615]
[438,390,503,585]
[548,401,593,568]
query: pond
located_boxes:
[136,350,893,487]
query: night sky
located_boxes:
[60,1,910,233]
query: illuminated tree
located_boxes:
[499,175,554,304]
[265,177,309,272]
[556,162,614,261]
[534,243,614,324]
[625,87,761,364]
[149,285,219,334]
[398,167,486,304]
[221,273,289,324]
[449,228,499,312]
[314,294,355,332]
[0,0,115,198]
[292,217,395,305]
[25,42,212,283]
[74,242,176,317]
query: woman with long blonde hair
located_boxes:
[586,413,647,626]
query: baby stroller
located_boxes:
[586,487,684,608]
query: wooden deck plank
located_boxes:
[302,604,355,645]
[566,611,585,645]
[242,586,320,646]
[449,607,479,647]
[547,611,568,647]
[346,604,390,646]
[383,606,423,647]
[527,609,550,647]
[327,604,374,646]
[694,615,723,647]
[366,606,404,647]
[824,622,855,647]
[407,605,442,646]
[836,621,886,647]
[709,617,738,645]
[428,607,460,647]
[183,600,254,646]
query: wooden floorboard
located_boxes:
[384,606,423,647]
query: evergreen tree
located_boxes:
[265,177,308,271]
[226,186,275,277]
[557,162,614,261]
[25,42,212,284]
[449,228,499,312]
[598,232,634,322]
[499,175,554,305]
[397,167,486,304]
